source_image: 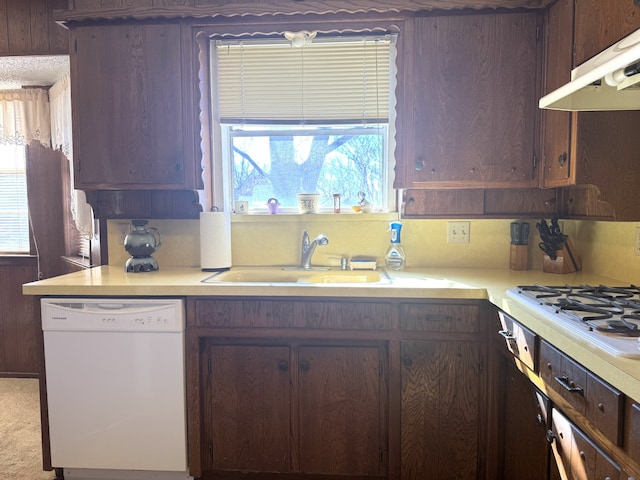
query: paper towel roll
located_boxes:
[200,211,232,270]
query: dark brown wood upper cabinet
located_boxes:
[395,11,541,190]
[70,22,201,191]
[540,0,640,220]
[573,0,640,66]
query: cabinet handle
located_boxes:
[554,375,584,395]
[299,360,310,372]
[401,354,412,367]
[415,160,424,171]
[545,429,556,444]
[407,197,415,206]
[175,163,184,172]
[558,152,567,166]
[278,360,289,372]
[498,329,515,341]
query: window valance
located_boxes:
[0,88,51,148]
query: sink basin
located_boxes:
[202,267,391,285]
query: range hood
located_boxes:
[539,27,640,111]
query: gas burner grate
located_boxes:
[517,284,572,298]
[574,284,640,300]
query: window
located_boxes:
[211,33,397,213]
[0,143,29,252]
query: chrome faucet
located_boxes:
[300,229,329,269]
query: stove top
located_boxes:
[507,284,640,358]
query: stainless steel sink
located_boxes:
[202,267,391,285]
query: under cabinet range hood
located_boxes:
[540,27,640,111]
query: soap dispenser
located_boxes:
[384,221,406,271]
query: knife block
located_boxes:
[542,237,581,274]
[510,245,528,270]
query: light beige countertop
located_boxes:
[23,265,640,401]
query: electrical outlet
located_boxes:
[635,227,640,256]
[447,221,470,244]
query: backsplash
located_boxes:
[106,217,640,283]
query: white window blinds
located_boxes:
[215,35,394,124]
[0,144,29,253]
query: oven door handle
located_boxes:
[554,375,584,395]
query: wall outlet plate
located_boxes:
[635,226,640,256]
[447,221,470,244]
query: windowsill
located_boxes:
[0,254,38,267]
[231,212,399,223]
[62,255,92,269]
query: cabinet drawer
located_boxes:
[624,400,640,458]
[400,303,479,333]
[551,408,621,480]
[192,299,393,330]
[497,311,537,372]
[540,340,623,446]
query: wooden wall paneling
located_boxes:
[5,0,30,53]
[28,0,50,53]
[0,0,8,53]
[25,141,68,280]
[0,0,69,55]
[49,0,71,54]
[0,259,39,376]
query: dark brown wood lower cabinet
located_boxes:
[400,340,482,480]
[201,339,387,478]
[499,360,555,480]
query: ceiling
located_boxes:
[0,55,70,89]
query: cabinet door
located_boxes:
[71,23,197,189]
[541,0,574,188]
[203,344,291,473]
[574,0,640,66]
[499,360,551,480]
[400,340,482,480]
[395,12,539,189]
[297,345,386,477]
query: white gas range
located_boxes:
[507,284,640,359]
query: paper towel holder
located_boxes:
[200,207,233,272]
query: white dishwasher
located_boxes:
[41,298,192,480]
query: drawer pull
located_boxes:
[498,330,515,340]
[545,429,556,444]
[278,360,289,372]
[299,360,310,372]
[555,375,584,395]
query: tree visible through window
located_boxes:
[228,125,385,209]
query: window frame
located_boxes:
[199,22,400,214]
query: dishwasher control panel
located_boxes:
[41,298,185,332]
